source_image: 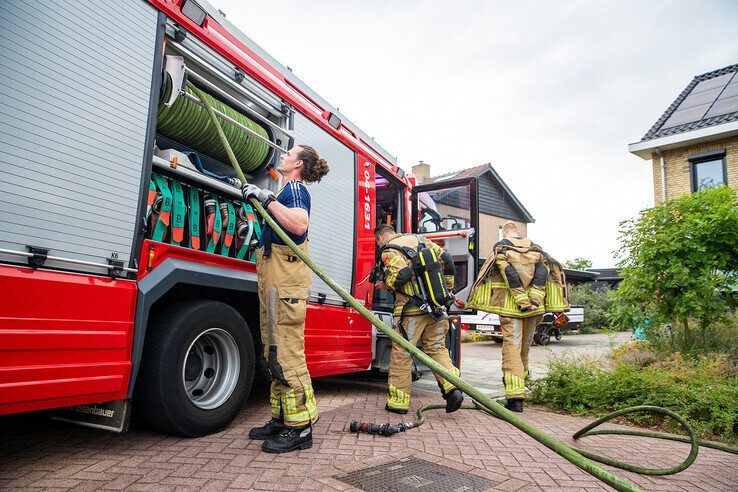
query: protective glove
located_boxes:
[241,183,276,207]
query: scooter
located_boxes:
[533,312,570,346]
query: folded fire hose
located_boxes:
[185,80,738,492]
[147,170,261,260]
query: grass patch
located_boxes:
[530,346,738,444]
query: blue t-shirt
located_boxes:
[259,180,311,247]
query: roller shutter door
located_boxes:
[0,0,159,275]
[291,112,355,302]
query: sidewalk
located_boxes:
[1,378,735,491]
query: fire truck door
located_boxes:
[411,177,479,306]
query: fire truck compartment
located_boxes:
[0,0,160,275]
[152,29,357,304]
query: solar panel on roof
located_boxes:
[692,72,734,93]
[705,95,738,118]
[660,71,738,129]
[662,104,711,129]
[640,64,738,142]
[719,80,738,99]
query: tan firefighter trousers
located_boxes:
[500,314,542,399]
[387,314,460,411]
[256,243,318,427]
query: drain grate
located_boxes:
[335,457,495,491]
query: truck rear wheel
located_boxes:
[135,300,255,436]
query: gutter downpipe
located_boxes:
[656,148,666,203]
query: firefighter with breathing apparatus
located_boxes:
[467,221,569,412]
[372,225,464,414]
[241,144,329,453]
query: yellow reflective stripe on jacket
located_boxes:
[467,281,506,307]
[513,292,528,303]
[544,283,568,311]
[469,289,546,317]
[383,254,406,290]
[529,285,545,296]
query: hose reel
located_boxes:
[156,56,272,175]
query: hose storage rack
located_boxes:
[146,29,294,258]
[146,156,261,261]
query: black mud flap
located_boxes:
[50,399,131,433]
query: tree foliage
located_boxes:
[609,186,738,349]
[563,257,593,270]
[567,284,612,333]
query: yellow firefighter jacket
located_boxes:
[467,237,569,318]
[381,234,455,317]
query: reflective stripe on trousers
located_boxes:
[500,314,542,399]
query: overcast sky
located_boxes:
[213,0,737,267]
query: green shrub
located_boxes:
[563,258,593,270]
[530,350,738,443]
[609,186,738,353]
[567,284,613,333]
[645,316,738,359]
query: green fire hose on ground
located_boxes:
[185,80,738,491]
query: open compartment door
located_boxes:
[411,178,479,307]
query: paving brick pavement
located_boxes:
[1,378,736,491]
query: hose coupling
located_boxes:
[349,421,415,437]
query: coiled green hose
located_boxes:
[157,75,270,173]
[187,80,738,491]
[410,402,738,474]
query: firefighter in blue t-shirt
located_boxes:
[241,144,329,453]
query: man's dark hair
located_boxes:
[374,224,395,237]
[296,144,330,184]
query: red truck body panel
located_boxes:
[140,240,374,378]
[0,265,137,415]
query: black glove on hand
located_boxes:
[241,184,276,207]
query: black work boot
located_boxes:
[261,424,313,453]
[385,403,408,415]
[248,418,286,440]
[505,398,524,412]
[443,389,464,413]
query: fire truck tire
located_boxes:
[135,300,255,437]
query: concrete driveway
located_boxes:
[413,331,632,397]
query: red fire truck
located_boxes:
[0,0,478,435]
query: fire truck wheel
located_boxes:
[135,300,255,437]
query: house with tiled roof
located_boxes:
[629,63,738,204]
[412,162,534,258]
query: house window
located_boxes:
[690,150,726,191]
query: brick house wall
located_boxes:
[477,213,527,258]
[650,136,738,204]
[435,203,527,257]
